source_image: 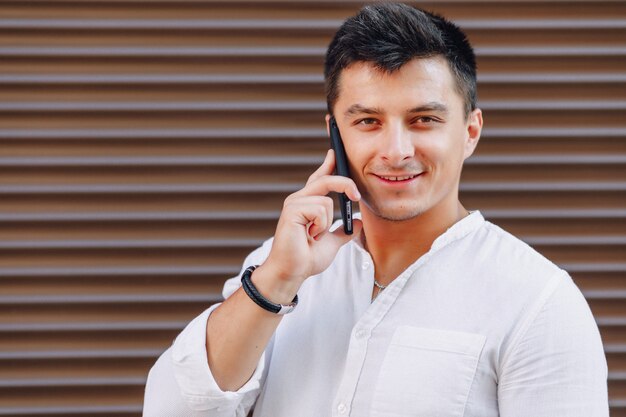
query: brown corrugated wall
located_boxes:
[0,0,625,415]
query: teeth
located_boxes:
[380,174,419,181]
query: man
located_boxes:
[144,3,609,416]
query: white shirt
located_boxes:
[143,211,609,417]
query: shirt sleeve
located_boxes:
[497,271,609,417]
[143,238,274,416]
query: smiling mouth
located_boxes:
[375,173,422,182]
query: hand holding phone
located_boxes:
[329,116,353,235]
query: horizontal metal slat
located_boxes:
[0,127,324,140]
[583,291,626,299]
[0,321,186,333]
[0,127,623,140]
[0,154,623,167]
[2,73,626,85]
[0,349,162,360]
[0,74,323,85]
[0,183,302,194]
[0,101,325,112]
[482,209,626,219]
[609,399,626,408]
[2,17,626,30]
[0,155,322,166]
[0,238,264,250]
[1,208,624,223]
[0,18,343,30]
[0,265,238,278]
[470,155,626,164]
[610,372,626,381]
[1,100,625,112]
[1,317,622,333]
[1,46,624,57]
[9,284,626,303]
[0,294,221,304]
[0,46,329,57]
[0,405,141,416]
[478,73,626,83]
[0,182,624,195]
[3,289,624,305]
[560,263,626,273]
[595,317,626,326]
[478,46,626,56]
[0,377,145,388]
[460,182,626,191]
[456,18,626,29]
[523,236,626,245]
[481,127,626,138]
[0,236,622,252]
[0,210,281,222]
[604,343,626,353]
[0,263,623,280]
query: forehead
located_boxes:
[335,57,462,114]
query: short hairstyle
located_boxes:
[324,2,477,117]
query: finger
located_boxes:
[298,174,361,202]
[302,205,329,240]
[313,196,334,241]
[305,149,335,186]
[284,201,329,239]
[284,195,333,223]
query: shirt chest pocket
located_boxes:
[371,326,486,417]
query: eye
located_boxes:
[413,116,438,124]
[356,118,378,126]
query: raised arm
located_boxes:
[144,150,362,416]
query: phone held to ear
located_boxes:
[329,116,353,235]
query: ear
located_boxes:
[324,113,332,137]
[463,108,483,160]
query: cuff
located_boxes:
[170,303,265,412]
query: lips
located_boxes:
[376,173,421,182]
[372,172,424,187]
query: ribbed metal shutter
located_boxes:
[1,1,624,415]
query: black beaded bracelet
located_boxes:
[241,265,298,315]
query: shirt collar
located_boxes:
[430,210,484,251]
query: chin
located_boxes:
[363,198,430,222]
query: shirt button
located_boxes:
[362,261,370,270]
[337,403,347,414]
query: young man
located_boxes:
[144,4,608,416]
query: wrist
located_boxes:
[251,263,302,305]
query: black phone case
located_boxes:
[329,117,353,235]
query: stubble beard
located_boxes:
[359,190,428,222]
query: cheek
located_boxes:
[424,136,466,176]
[345,144,370,174]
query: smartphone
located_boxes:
[329,116,353,235]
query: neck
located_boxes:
[359,199,469,286]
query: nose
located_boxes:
[380,123,415,165]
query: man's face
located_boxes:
[327,57,482,222]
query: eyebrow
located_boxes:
[344,104,384,117]
[343,102,449,118]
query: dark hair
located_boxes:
[324,2,477,117]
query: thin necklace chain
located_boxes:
[373,279,387,301]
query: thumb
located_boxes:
[328,218,363,248]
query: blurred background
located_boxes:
[0,0,625,415]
